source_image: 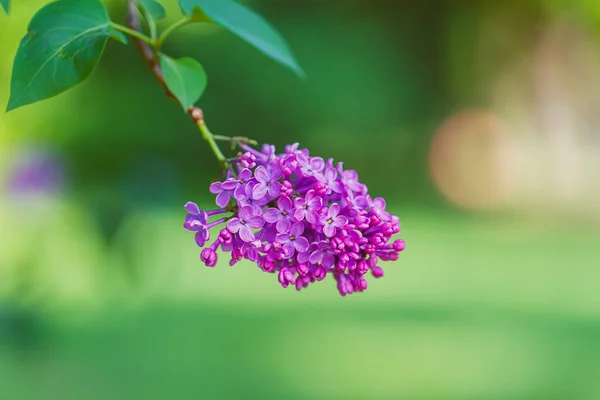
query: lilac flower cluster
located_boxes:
[184,143,405,296]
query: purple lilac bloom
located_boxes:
[316,167,342,194]
[227,206,264,242]
[252,165,282,200]
[183,142,405,296]
[276,222,310,257]
[263,196,295,233]
[309,241,336,268]
[293,189,322,225]
[209,181,234,207]
[297,153,325,179]
[320,203,348,238]
[183,202,210,246]
[236,182,268,214]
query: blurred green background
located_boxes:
[2,0,600,399]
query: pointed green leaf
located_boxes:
[1,0,9,14]
[178,0,303,76]
[138,0,166,22]
[7,0,123,111]
[160,55,207,111]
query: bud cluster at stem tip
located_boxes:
[184,143,405,296]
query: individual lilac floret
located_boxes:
[236,183,268,214]
[276,222,310,257]
[252,166,282,200]
[209,181,234,208]
[320,203,348,237]
[183,142,405,297]
[263,196,295,233]
[293,189,323,225]
[227,206,265,242]
[183,202,210,246]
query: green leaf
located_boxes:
[138,0,166,22]
[6,0,124,111]
[178,0,303,77]
[1,0,9,14]
[160,55,207,111]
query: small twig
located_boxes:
[212,135,259,146]
[126,0,228,168]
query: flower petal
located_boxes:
[184,201,200,214]
[263,208,281,223]
[184,215,201,231]
[309,250,323,264]
[282,242,295,258]
[252,183,268,200]
[334,215,348,227]
[267,181,281,197]
[330,181,343,193]
[290,222,304,237]
[311,157,325,172]
[276,233,290,243]
[194,229,209,247]
[247,216,265,229]
[209,182,222,194]
[238,206,254,220]
[309,195,323,209]
[276,217,291,233]
[297,250,311,264]
[322,252,335,268]
[216,191,231,207]
[293,208,305,222]
[221,179,238,190]
[254,166,269,183]
[373,197,386,210]
[328,203,340,218]
[270,166,283,180]
[238,225,255,242]
[323,223,335,238]
[227,219,242,233]
[278,196,293,211]
[294,236,309,253]
[239,168,253,181]
[306,210,319,225]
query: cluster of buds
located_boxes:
[184,143,405,296]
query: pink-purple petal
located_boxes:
[290,222,304,237]
[239,168,253,181]
[323,223,336,238]
[238,206,254,220]
[254,166,269,183]
[238,226,255,242]
[309,250,323,264]
[227,218,242,233]
[282,242,295,257]
[263,208,281,223]
[294,236,309,253]
[276,233,290,243]
[373,197,386,210]
[194,229,209,247]
[334,215,348,227]
[252,184,268,200]
[328,203,340,218]
[322,252,335,268]
[209,182,222,194]
[278,195,293,211]
[184,201,200,214]
[246,216,265,229]
[306,210,319,225]
[276,218,291,233]
[216,191,231,207]
[267,181,282,197]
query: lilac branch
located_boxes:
[126,0,228,167]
